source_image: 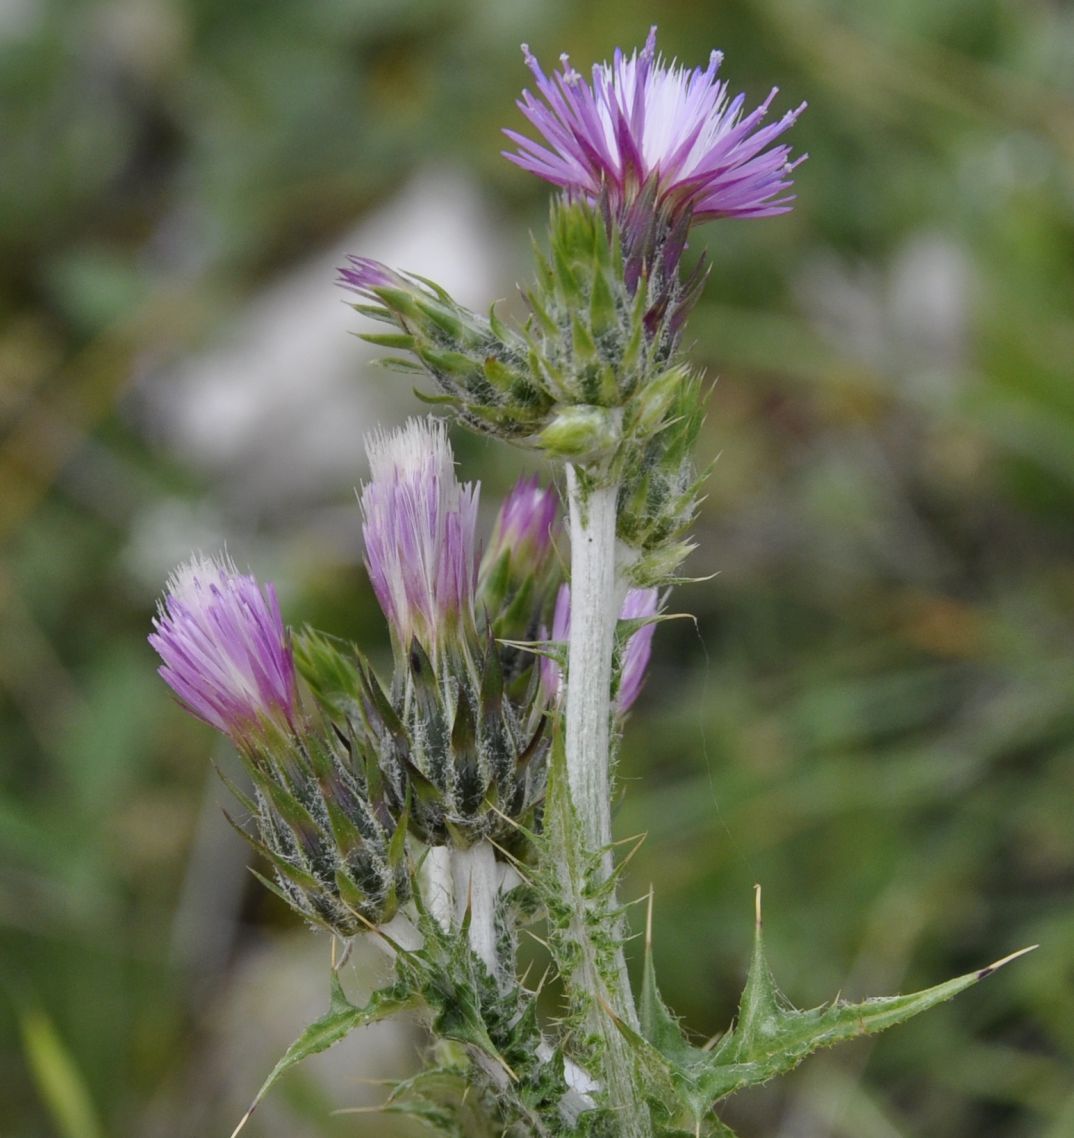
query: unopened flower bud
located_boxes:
[538,404,621,463]
[361,417,479,661]
[488,475,559,566]
[478,476,560,633]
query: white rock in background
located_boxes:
[141,166,509,517]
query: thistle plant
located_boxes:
[152,27,1032,1138]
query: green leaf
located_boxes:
[639,892,698,1069]
[625,887,1036,1132]
[701,890,1036,1104]
[230,971,418,1137]
[19,1006,103,1138]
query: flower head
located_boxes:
[149,553,297,740]
[542,583,658,713]
[479,475,561,637]
[361,416,480,657]
[505,27,805,225]
[486,476,558,572]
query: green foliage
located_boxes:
[623,892,1034,1135]
[296,623,550,852]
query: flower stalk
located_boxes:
[562,470,627,865]
[558,467,650,1134]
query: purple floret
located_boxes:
[616,586,659,712]
[491,475,559,562]
[361,417,480,657]
[504,26,806,223]
[149,554,297,739]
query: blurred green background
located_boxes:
[2,0,1073,1135]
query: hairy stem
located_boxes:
[564,469,623,859]
[561,466,649,1136]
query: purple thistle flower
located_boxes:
[542,583,659,713]
[361,417,480,657]
[149,553,298,740]
[485,475,559,571]
[504,26,806,224]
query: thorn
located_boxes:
[534,962,554,996]
[976,944,1038,980]
[484,802,532,842]
[614,831,648,874]
[485,834,533,881]
[700,1031,722,1052]
[524,928,553,952]
[348,907,415,957]
[754,883,763,929]
[493,1051,519,1083]
[645,886,655,954]
[331,935,353,972]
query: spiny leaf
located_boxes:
[699,936,1037,1102]
[639,891,696,1067]
[622,886,1036,1130]
[231,971,418,1138]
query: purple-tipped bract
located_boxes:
[338,256,403,297]
[149,553,297,739]
[361,417,480,656]
[505,27,805,223]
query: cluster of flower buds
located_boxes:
[342,29,804,586]
[150,419,663,935]
[349,419,558,849]
[151,26,803,947]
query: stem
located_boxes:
[424,844,455,933]
[453,840,501,983]
[564,468,624,861]
[561,466,650,1137]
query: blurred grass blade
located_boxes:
[19,1006,103,1138]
